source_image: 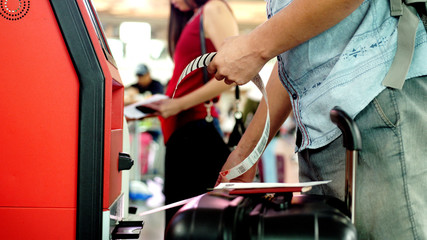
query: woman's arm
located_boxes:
[203,0,238,45]
[158,0,239,118]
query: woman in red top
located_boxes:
[154,0,238,226]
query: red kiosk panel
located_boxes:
[0,0,78,209]
[0,0,126,239]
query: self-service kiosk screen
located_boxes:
[82,0,116,66]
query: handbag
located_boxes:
[227,85,245,150]
[199,13,215,123]
[199,13,245,149]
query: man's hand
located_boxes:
[207,35,268,86]
[215,147,258,187]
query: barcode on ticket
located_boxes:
[257,135,268,154]
[237,165,247,174]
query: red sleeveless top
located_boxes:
[160,9,219,144]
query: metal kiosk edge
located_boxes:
[0,0,137,239]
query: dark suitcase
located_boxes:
[165,107,360,239]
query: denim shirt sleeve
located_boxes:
[267,0,427,151]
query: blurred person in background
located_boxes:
[147,0,239,226]
[124,63,164,106]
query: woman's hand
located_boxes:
[143,98,184,119]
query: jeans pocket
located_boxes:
[372,88,400,128]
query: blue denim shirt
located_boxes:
[267,0,427,151]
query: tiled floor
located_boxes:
[124,176,166,240]
[128,199,165,240]
[125,121,166,239]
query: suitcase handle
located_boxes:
[330,107,362,151]
[330,106,362,224]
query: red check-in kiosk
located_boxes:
[0,0,136,239]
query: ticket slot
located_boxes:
[111,221,144,239]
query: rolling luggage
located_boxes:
[165,107,361,239]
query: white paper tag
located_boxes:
[173,53,270,180]
[214,181,332,190]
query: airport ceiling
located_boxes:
[92,0,267,39]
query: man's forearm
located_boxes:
[249,0,365,61]
[234,63,292,158]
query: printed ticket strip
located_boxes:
[138,54,332,217]
[138,53,277,217]
[172,53,270,180]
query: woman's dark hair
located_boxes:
[167,0,209,57]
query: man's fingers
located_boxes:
[224,79,236,85]
[208,57,243,85]
[207,60,216,75]
[214,173,230,187]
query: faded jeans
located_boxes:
[298,76,427,239]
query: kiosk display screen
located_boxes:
[83,0,116,66]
